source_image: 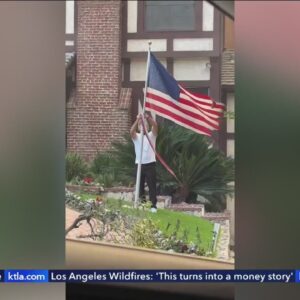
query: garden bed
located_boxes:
[66,189,215,257]
[66,184,172,208]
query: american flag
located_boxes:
[145,53,224,136]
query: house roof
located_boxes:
[221,49,235,86]
[208,1,234,20]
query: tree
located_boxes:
[111,124,234,208]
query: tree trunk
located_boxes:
[172,184,189,203]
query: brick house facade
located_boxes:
[65,1,233,161]
[66,1,131,161]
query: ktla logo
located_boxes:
[295,270,300,283]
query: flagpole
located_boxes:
[134,41,152,208]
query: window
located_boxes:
[188,87,210,97]
[145,1,195,31]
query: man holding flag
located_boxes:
[130,112,158,213]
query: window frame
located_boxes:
[139,0,203,34]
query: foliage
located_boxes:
[149,208,212,250]
[111,124,234,208]
[66,189,138,242]
[68,177,104,191]
[156,124,234,203]
[130,219,161,249]
[129,218,208,255]
[65,188,87,211]
[68,192,213,253]
[95,173,115,188]
[92,202,131,241]
[66,152,88,182]
[110,135,136,185]
[90,152,113,175]
[91,151,134,187]
[202,194,227,212]
[156,220,207,256]
[90,152,117,187]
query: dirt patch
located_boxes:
[65,207,128,244]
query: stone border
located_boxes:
[66,184,103,194]
[170,202,205,217]
[66,185,230,221]
[66,184,172,208]
[66,184,134,194]
[202,212,230,222]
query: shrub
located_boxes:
[130,219,160,249]
[111,124,234,209]
[65,188,86,211]
[91,152,133,187]
[110,136,136,185]
[155,124,234,204]
[155,220,207,255]
[91,153,118,187]
[90,152,114,175]
[66,152,88,182]
[95,173,116,188]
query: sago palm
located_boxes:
[155,124,234,203]
[110,124,234,206]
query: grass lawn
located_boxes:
[75,192,214,251]
[149,209,213,251]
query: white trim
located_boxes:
[65,0,74,34]
[173,38,213,51]
[65,40,74,46]
[203,1,214,31]
[127,39,167,52]
[127,1,138,33]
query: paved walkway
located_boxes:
[215,220,234,262]
[66,207,126,243]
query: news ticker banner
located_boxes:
[0,270,300,283]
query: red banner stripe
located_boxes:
[145,102,212,136]
[146,92,220,130]
[141,118,181,184]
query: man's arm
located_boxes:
[130,114,141,140]
[145,113,158,136]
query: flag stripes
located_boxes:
[146,92,219,130]
[145,101,211,136]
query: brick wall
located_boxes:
[67,0,131,161]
